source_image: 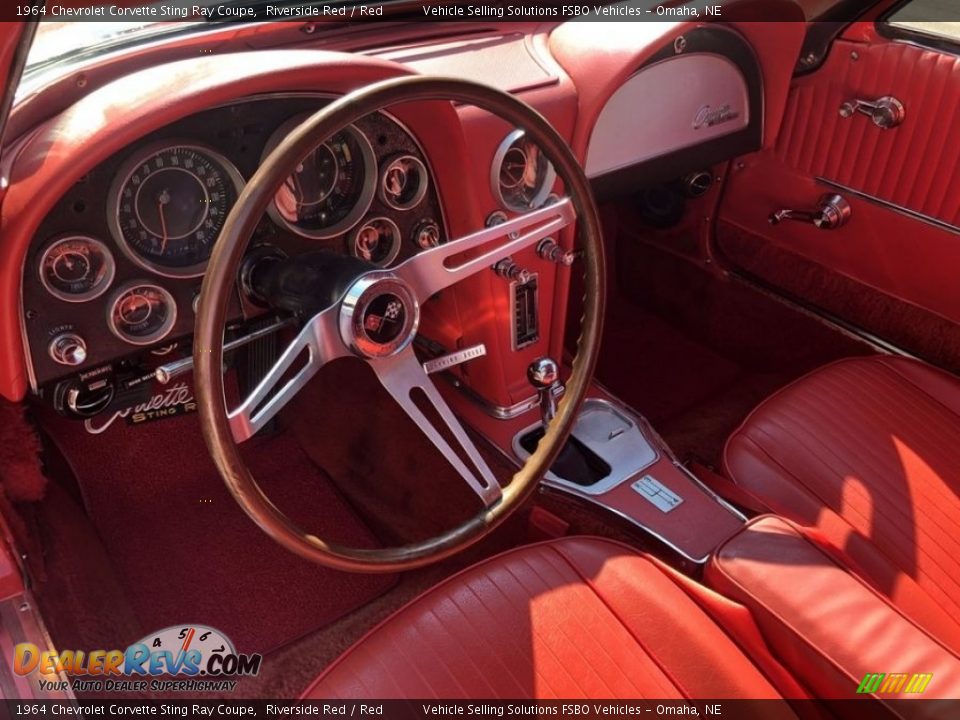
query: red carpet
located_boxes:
[38,394,396,655]
[597,299,743,424]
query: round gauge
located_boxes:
[107,282,177,346]
[379,155,428,211]
[264,117,377,239]
[38,235,115,302]
[492,129,557,213]
[351,217,401,267]
[108,143,244,278]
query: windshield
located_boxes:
[26,20,197,77]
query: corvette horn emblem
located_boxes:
[364,299,403,333]
[361,294,407,345]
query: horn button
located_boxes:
[340,275,420,358]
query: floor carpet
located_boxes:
[37,399,396,655]
[597,300,743,425]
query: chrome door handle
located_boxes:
[770,194,852,230]
[839,96,905,129]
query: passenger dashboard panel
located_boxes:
[584,26,763,199]
[21,94,445,389]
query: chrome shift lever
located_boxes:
[527,357,561,426]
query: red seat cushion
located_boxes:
[303,537,785,700]
[724,356,960,652]
[707,516,960,700]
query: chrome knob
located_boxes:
[413,220,441,249]
[492,257,532,284]
[527,357,561,425]
[537,238,577,266]
[49,333,87,366]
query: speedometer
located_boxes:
[107,143,244,278]
[264,117,376,239]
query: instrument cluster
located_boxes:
[22,95,446,389]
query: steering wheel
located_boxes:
[194,76,605,572]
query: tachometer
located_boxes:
[264,117,376,239]
[108,143,244,277]
[107,282,177,346]
[38,235,115,302]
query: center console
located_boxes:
[516,392,745,564]
[447,355,746,566]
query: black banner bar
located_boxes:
[2,700,959,720]
[7,0,960,24]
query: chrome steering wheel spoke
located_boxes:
[228,306,346,443]
[395,197,575,301]
[370,348,503,507]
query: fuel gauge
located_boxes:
[39,236,115,302]
[107,282,177,346]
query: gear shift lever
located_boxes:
[527,357,561,426]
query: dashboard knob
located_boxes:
[492,257,533,284]
[49,333,88,366]
[413,219,441,249]
[536,238,577,266]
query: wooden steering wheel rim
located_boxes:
[194,76,606,573]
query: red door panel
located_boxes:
[776,38,960,224]
[717,24,960,353]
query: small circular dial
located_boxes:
[351,217,401,267]
[39,236,115,302]
[492,129,557,212]
[107,282,177,346]
[379,155,428,211]
[265,118,377,239]
[109,143,243,277]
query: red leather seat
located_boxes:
[707,516,960,701]
[303,537,787,700]
[724,356,960,652]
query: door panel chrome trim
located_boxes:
[817,177,960,236]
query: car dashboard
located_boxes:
[1,17,805,421]
[22,95,446,390]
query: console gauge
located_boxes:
[39,235,115,302]
[351,217,401,267]
[264,117,377,239]
[108,143,244,278]
[492,129,557,213]
[379,155,428,211]
[107,282,177,346]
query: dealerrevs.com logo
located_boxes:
[13,625,262,693]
